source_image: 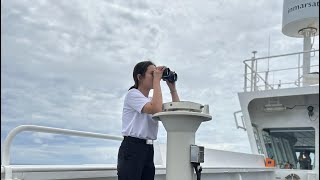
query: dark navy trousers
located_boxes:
[117,137,155,180]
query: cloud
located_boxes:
[1,0,319,165]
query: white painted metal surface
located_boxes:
[1,164,275,180]
[153,102,212,180]
[162,101,204,112]
[1,145,276,179]
[238,86,319,180]
[1,144,276,180]
[300,28,317,86]
[238,86,319,153]
[282,0,319,37]
[202,148,266,168]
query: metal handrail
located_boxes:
[243,49,319,92]
[233,110,246,131]
[244,65,319,90]
[243,49,319,62]
[245,64,319,75]
[1,125,123,166]
[244,63,274,90]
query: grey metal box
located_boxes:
[190,145,204,163]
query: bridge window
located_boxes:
[262,127,315,170]
[253,126,264,154]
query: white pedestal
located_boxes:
[153,111,212,180]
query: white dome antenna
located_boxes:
[282,0,319,38]
[282,0,319,86]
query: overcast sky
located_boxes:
[1,0,319,165]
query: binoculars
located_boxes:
[162,67,178,83]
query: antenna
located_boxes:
[267,35,270,71]
[282,0,319,86]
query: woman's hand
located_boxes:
[166,80,176,92]
[165,72,180,102]
[153,66,165,81]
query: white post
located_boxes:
[244,64,248,92]
[303,35,311,75]
[166,132,195,180]
[299,28,315,86]
[252,51,257,91]
[153,108,211,180]
[250,59,254,91]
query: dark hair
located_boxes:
[129,61,155,90]
[304,150,310,155]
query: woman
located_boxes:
[117,61,180,180]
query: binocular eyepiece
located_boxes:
[162,67,178,83]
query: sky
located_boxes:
[1,0,319,165]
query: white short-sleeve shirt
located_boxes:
[122,89,159,140]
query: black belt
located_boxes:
[123,136,154,145]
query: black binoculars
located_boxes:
[162,68,178,83]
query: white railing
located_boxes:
[243,49,319,92]
[233,110,246,131]
[1,125,123,166]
